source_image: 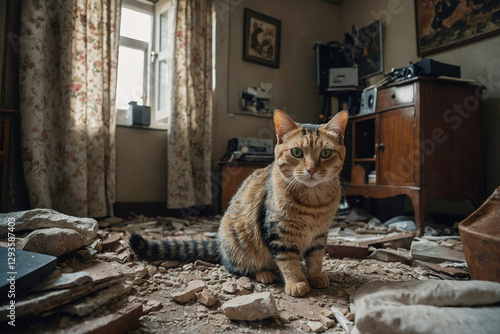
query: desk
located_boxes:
[218,161,270,212]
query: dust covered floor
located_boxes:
[1,214,466,333]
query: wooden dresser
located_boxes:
[343,77,483,236]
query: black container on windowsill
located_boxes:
[128,101,151,126]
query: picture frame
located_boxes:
[415,0,500,56]
[243,8,281,68]
[355,19,383,79]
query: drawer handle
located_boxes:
[376,143,385,152]
[391,93,396,99]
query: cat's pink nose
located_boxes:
[307,168,317,176]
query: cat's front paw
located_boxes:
[285,281,310,297]
[309,274,329,289]
[256,271,276,284]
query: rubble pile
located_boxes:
[0,210,470,333]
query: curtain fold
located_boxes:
[19,0,120,217]
[167,0,214,209]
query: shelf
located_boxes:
[354,158,375,162]
[229,111,272,118]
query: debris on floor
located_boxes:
[0,210,471,333]
[0,209,98,257]
[349,280,500,334]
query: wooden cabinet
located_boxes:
[378,107,416,185]
[218,161,269,212]
[343,77,483,236]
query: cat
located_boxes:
[129,109,348,297]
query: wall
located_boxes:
[338,0,500,213]
[1,0,29,212]
[212,0,340,165]
[115,126,168,202]
[116,0,340,207]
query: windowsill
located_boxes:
[116,108,168,131]
[116,123,168,131]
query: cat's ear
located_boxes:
[324,110,349,138]
[274,109,299,144]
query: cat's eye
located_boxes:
[320,149,333,159]
[291,148,303,158]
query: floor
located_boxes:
[1,213,466,333]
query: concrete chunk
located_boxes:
[171,280,206,303]
[196,288,217,307]
[221,292,278,321]
[222,282,238,294]
[411,238,466,263]
[17,228,88,257]
[32,272,93,292]
[0,208,98,239]
[308,320,327,332]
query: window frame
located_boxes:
[118,36,149,106]
[117,0,172,129]
[153,0,175,124]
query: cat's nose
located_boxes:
[307,168,317,176]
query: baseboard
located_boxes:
[113,202,214,219]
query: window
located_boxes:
[154,0,175,122]
[116,0,174,128]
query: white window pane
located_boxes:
[120,7,151,43]
[116,46,145,110]
[160,10,169,52]
[158,60,168,110]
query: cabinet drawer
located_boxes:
[377,84,414,111]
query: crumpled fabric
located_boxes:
[351,280,500,334]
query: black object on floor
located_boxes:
[0,246,57,301]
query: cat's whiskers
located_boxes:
[282,176,301,192]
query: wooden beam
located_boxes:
[325,244,369,259]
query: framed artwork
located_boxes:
[415,0,500,56]
[243,8,281,68]
[355,19,383,78]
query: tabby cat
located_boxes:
[129,109,348,297]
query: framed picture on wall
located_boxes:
[415,0,500,56]
[355,19,383,78]
[243,8,281,68]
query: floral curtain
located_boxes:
[168,0,213,209]
[19,0,120,217]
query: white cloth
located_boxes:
[351,280,500,334]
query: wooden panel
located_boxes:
[378,107,416,185]
[325,244,369,259]
[376,84,414,111]
[418,81,484,204]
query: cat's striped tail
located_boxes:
[129,232,220,263]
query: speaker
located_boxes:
[360,87,377,115]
